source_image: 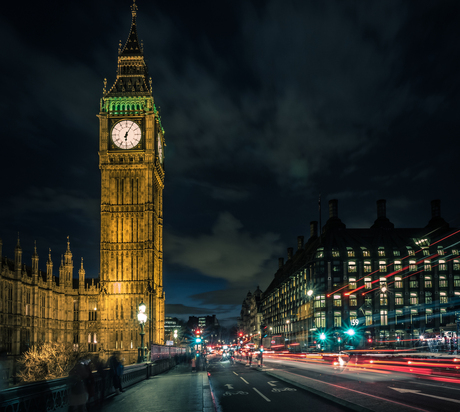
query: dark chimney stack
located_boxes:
[431,199,441,218]
[310,221,318,238]
[287,247,293,260]
[297,236,304,250]
[329,199,338,218]
[278,257,284,268]
[377,199,386,219]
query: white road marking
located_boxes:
[267,381,278,387]
[253,387,271,402]
[233,371,239,376]
[389,387,460,404]
[241,377,249,384]
[224,384,234,389]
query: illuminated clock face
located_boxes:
[112,120,141,149]
[157,133,163,163]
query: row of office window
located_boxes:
[316,247,459,259]
[313,307,451,329]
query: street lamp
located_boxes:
[286,319,290,349]
[137,301,147,363]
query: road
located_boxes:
[260,355,460,412]
[207,355,353,412]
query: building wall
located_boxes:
[261,199,460,351]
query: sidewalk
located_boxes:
[99,364,215,412]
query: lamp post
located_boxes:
[286,319,290,350]
[137,301,147,363]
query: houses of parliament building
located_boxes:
[0,1,165,373]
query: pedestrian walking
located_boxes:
[249,352,252,366]
[108,351,124,394]
[68,357,90,411]
[191,357,196,372]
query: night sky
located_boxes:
[2,0,460,327]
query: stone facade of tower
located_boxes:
[97,0,165,357]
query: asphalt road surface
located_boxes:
[207,355,353,412]
[261,355,460,412]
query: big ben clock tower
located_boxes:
[98,0,165,356]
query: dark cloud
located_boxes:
[2,0,460,327]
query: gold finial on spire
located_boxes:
[81,257,84,269]
[131,0,138,18]
[67,236,70,251]
[118,40,122,54]
[103,78,107,95]
[149,77,152,92]
[34,240,37,254]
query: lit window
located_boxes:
[364,277,372,289]
[425,292,432,305]
[349,277,357,289]
[378,247,385,257]
[453,249,459,256]
[425,275,432,288]
[364,261,372,273]
[349,311,358,322]
[334,312,342,327]
[333,294,342,307]
[314,311,326,328]
[410,292,418,305]
[423,248,430,256]
[409,260,417,271]
[394,276,403,289]
[315,248,324,258]
[393,249,400,257]
[424,260,431,271]
[395,309,403,324]
[437,247,444,256]
[394,260,402,271]
[454,260,460,271]
[379,261,387,272]
[362,248,370,257]
[348,261,357,273]
[314,295,326,308]
[454,275,460,287]
[380,294,388,306]
[439,276,447,288]
[407,247,415,256]
[438,260,447,271]
[440,292,448,304]
[395,293,403,305]
[440,308,447,322]
[410,309,418,322]
[426,308,433,323]
[347,247,355,257]
[349,294,357,306]
[410,276,418,288]
[332,248,340,258]
[365,310,372,326]
[380,310,388,326]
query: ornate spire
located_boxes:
[33,240,38,256]
[67,235,70,251]
[15,232,21,249]
[81,257,84,269]
[131,0,138,18]
[104,0,151,98]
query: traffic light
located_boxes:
[337,337,341,343]
[345,329,355,337]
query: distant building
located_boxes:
[187,315,220,345]
[238,287,263,345]
[260,199,460,352]
[164,317,184,342]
